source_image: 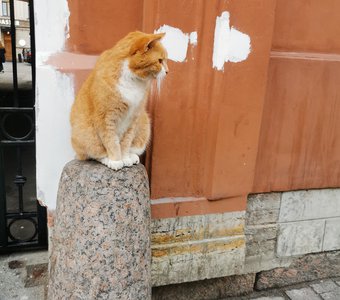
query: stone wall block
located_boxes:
[247,193,281,212]
[279,189,340,222]
[151,212,246,286]
[277,220,325,257]
[323,218,340,251]
[48,160,151,300]
[245,224,277,243]
[246,193,281,226]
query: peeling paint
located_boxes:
[155,25,197,62]
[213,11,251,70]
[37,188,46,207]
[34,0,70,53]
[189,31,198,46]
[34,0,74,210]
[35,69,75,209]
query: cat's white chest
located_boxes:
[116,60,148,136]
[117,60,147,105]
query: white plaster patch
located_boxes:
[189,31,198,46]
[34,0,72,210]
[34,0,70,52]
[35,52,52,67]
[36,68,75,209]
[155,25,197,62]
[213,11,251,70]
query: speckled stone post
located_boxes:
[48,160,151,300]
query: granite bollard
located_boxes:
[48,160,151,300]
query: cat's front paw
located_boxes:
[129,153,140,165]
[122,154,140,167]
[122,156,134,167]
[99,158,124,170]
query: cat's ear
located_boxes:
[130,33,165,55]
[146,33,165,51]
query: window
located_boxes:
[2,1,9,16]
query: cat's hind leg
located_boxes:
[97,130,125,170]
[72,126,124,170]
[92,138,124,171]
[120,123,140,167]
[71,136,89,160]
[130,111,150,158]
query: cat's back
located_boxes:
[70,71,96,127]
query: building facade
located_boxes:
[0,0,30,61]
[33,0,340,296]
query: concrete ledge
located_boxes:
[151,211,246,286]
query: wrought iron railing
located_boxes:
[0,0,47,253]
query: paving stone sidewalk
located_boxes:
[0,251,48,300]
[0,62,33,90]
[1,250,340,300]
[228,277,340,300]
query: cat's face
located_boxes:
[128,33,168,80]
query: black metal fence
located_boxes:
[0,0,48,253]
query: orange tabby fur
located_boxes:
[70,31,168,170]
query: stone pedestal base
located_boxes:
[48,160,151,300]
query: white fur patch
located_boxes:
[100,158,124,170]
[122,153,140,167]
[116,60,149,137]
[130,146,146,156]
[117,60,148,104]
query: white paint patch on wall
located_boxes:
[34,0,70,53]
[189,31,198,46]
[34,0,74,209]
[213,11,251,71]
[155,25,197,62]
[36,67,75,209]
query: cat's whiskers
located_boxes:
[156,66,167,95]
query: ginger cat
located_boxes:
[70,31,168,170]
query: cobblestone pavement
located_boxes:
[228,277,340,300]
[0,62,33,90]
